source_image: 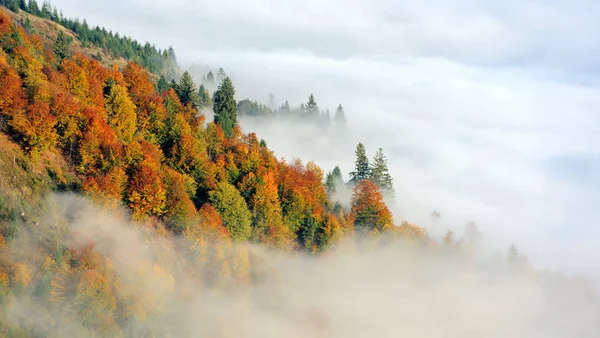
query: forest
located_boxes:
[0,3,599,338]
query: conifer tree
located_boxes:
[53,30,72,62]
[174,71,199,107]
[305,93,319,118]
[370,147,395,199]
[349,142,370,185]
[213,77,238,138]
[156,75,169,92]
[334,104,347,125]
[198,84,211,106]
[217,67,226,82]
[206,71,215,86]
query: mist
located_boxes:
[47,0,600,285]
[3,193,600,337]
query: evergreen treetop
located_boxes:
[349,142,370,185]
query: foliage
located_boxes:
[350,180,393,233]
[213,77,238,138]
[209,181,252,242]
[349,142,370,185]
[370,147,395,200]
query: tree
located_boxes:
[334,104,346,125]
[325,166,344,196]
[174,71,199,107]
[128,162,167,219]
[349,142,370,185]
[198,84,211,106]
[305,93,319,118]
[53,30,72,62]
[252,172,293,248]
[156,75,169,92]
[205,71,215,86]
[370,147,395,199]
[209,181,252,242]
[350,180,393,232]
[213,77,238,138]
[268,92,275,110]
[507,244,519,263]
[104,84,137,143]
[216,67,226,82]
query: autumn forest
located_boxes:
[0,2,599,338]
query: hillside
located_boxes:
[6,9,130,71]
[0,5,428,334]
[1,3,599,338]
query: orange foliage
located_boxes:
[350,180,393,232]
[128,161,167,219]
[0,62,26,117]
[10,101,57,153]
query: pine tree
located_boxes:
[332,166,343,184]
[305,93,319,118]
[334,104,347,125]
[217,67,226,82]
[174,71,199,107]
[507,244,519,263]
[370,147,395,199]
[156,75,169,92]
[206,71,215,86]
[53,30,73,62]
[198,84,211,106]
[325,172,336,196]
[349,142,370,185]
[213,77,238,138]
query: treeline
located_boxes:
[0,0,179,79]
[238,94,348,129]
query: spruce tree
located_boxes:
[334,104,347,125]
[206,71,215,86]
[217,67,226,82]
[213,77,238,138]
[53,30,72,62]
[156,76,169,92]
[198,84,211,106]
[174,71,199,107]
[305,93,319,118]
[349,142,370,185]
[370,147,395,199]
[332,166,343,184]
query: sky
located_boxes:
[48,0,600,277]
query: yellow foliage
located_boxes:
[12,263,32,287]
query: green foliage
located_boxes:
[305,93,319,117]
[349,142,370,185]
[209,181,252,242]
[174,71,199,107]
[53,30,73,62]
[370,147,394,199]
[213,77,238,138]
[156,75,169,92]
[237,99,272,117]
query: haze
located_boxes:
[48,0,600,277]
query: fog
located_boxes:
[47,0,600,278]
[6,194,600,337]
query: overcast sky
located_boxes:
[49,0,600,277]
